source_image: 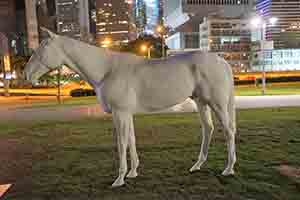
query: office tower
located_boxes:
[25,0,39,50]
[0,0,16,34]
[134,0,164,34]
[200,16,252,72]
[55,0,91,39]
[256,0,300,48]
[165,0,254,49]
[96,0,133,46]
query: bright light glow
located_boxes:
[125,0,133,4]
[101,38,112,47]
[3,55,11,71]
[251,17,263,28]
[269,17,278,25]
[251,16,277,28]
[141,45,148,52]
[156,25,163,33]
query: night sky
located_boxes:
[15,0,25,10]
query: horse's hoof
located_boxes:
[189,165,201,172]
[111,178,125,188]
[222,168,235,176]
[126,170,138,178]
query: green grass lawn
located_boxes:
[17,96,98,109]
[235,82,300,96]
[1,108,300,199]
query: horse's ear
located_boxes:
[40,27,58,39]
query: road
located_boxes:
[1,95,300,121]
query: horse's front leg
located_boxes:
[126,114,139,178]
[112,110,131,187]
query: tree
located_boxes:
[120,34,168,58]
[10,55,30,87]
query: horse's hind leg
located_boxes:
[190,101,214,172]
[211,102,236,176]
[111,110,130,187]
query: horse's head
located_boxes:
[24,28,65,83]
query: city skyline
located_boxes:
[1,0,300,74]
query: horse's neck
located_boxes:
[58,36,112,86]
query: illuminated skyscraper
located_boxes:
[134,0,147,33]
[256,0,300,49]
[0,0,16,34]
[96,0,134,46]
[55,0,91,39]
[25,0,39,50]
[134,0,164,34]
[165,0,254,50]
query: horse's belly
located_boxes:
[137,80,194,111]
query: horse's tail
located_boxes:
[228,86,236,134]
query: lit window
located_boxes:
[119,21,128,24]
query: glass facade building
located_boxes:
[96,0,133,46]
[256,0,300,49]
[134,0,163,34]
[252,49,300,71]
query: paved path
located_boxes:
[1,95,300,121]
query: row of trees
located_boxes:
[113,34,168,58]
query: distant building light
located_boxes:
[96,22,107,26]
[57,2,72,6]
[119,21,128,24]
[3,55,11,72]
[110,31,129,34]
[97,32,110,35]
[125,0,133,4]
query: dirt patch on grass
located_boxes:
[277,165,300,183]
[0,137,42,196]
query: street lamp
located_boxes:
[156,25,166,58]
[101,37,112,48]
[251,16,278,95]
[141,44,152,59]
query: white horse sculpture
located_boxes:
[25,28,237,187]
